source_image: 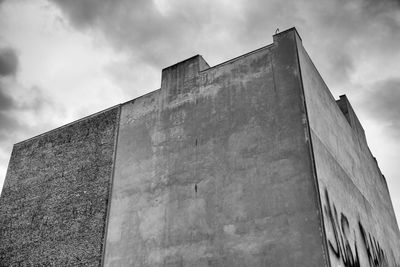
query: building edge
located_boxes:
[294,27,400,266]
[292,29,332,266]
[274,27,331,266]
[100,104,122,266]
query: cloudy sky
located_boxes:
[0,0,399,221]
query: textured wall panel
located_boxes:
[0,107,119,266]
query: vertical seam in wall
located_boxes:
[293,34,331,267]
[100,104,122,267]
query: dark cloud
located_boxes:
[49,0,211,67]
[47,0,399,93]
[49,0,104,28]
[0,83,47,113]
[360,0,400,16]
[362,78,400,136]
[0,82,54,147]
[0,84,14,111]
[357,0,400,48]
[0,47,18,77]
[0,91,21,149]
[237,0,400,89]
[0,111,21,134]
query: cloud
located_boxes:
[0,83,49,141]
[0,112,21,141]
[361,0,400,16]
[0,70,57,148]
[0,83,14,111]
[0,82,22,183]
[0,47,18,77]
[241,0,399,87]
[47,0,400,95]
[361,78,400,137]
[0,81,48,115]
[48,0,211,68]
[0,79,59,192]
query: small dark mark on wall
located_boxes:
[195,184,198,193]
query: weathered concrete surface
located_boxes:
[3,27,397,267]
[0,107,119,266]
[297,36,400,266]
[104,29,328,266]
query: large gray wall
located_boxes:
[0,107,119,266]
[3,28,397,267]
[104,29,328,266]
[297,33,400,266]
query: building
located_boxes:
[0,28,399,266]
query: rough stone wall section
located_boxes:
[0,107,119,266]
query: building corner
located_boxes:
[272,27,331,266]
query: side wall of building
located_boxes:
[297,36,400,266]
[104,29,328,267]
[0,107,120,266]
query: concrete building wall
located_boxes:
[0,107,119,266]
[2,27,399,267]
[297,35,400,266]
[104,29,328,267]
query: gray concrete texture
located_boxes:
[104,29,327,266]
[0,28,399,267]
[297,32,400,266]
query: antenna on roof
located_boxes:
[275,28,279,34]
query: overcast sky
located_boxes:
[0,0,399,222]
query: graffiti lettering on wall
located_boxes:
[323,189,392,267]
[324,189,360,267]
[359,223,389,267]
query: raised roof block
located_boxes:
[161,55,210,102]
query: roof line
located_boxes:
[15,104,121,146]
[200,43,274,73]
